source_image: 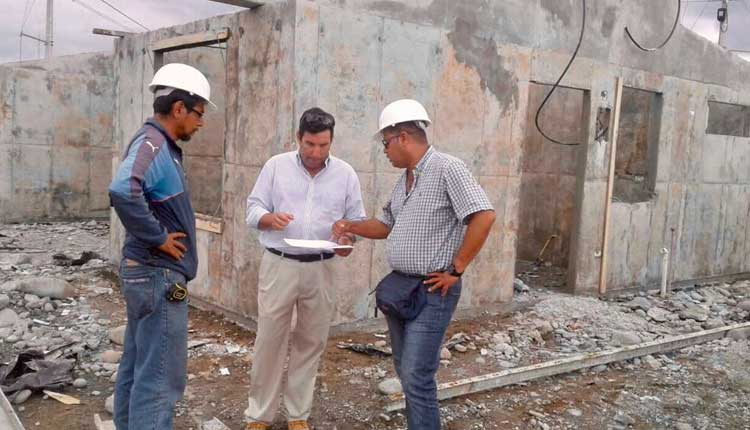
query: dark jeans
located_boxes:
[385,280,461,430]
[114,261,188,430]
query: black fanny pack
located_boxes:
[375,271,428,320]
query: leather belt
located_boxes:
[267,248,334,263]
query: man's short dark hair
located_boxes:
[298,107,335,139]
[153,87,204,115]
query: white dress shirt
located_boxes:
[246,151,366,254]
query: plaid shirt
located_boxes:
[377,146,494,276]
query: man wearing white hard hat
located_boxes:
[333,99,496,429]
[109,63,212,430]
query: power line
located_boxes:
[21,0,37,31]
[688,0,711,30]
[71,0,136,32]
[94,0,149,31]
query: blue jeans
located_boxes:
[385,280,461,430]
[114,261,189,430]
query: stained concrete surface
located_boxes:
[0,52,114,222]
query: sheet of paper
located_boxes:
[283,238,353,250]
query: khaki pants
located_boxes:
[244,251,334,423]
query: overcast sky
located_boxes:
[1,0,749,64]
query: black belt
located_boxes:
[393,271,429,280]
[267,248,335,263]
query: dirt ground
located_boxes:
[2,222,749,430]
[13,281,750,430]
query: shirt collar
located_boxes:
[295,151,330,170]
[413,146,435,175]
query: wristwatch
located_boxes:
[447,264,463,278]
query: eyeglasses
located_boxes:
[381,134,400,148]
[189,107,204,119]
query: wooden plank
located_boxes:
[92,28,133,38]
[150,28,231,53]
[384,322,750,412]
[208,0,264,8]
[0,390,24,430]
[195,213,223,234]
[598,77,624,295]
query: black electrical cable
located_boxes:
[625,0,681,52]
[534,0,586,146]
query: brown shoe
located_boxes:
[246,423,270,430]
[288,420,310,430]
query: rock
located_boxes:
[611,331,641,346]
[675,423,694,430]
[454,344,468,353]
[13,389,32,405]
[614,412,635,425]
[703,319,725,330]
[679,305,709,322]
[0,308,19,328]
[378,378,402,395]
[100,350,123,364]
[567,408,583,417]
[5,277,76,299]
[728,327,750,341]
[110,371,118,383]
[440,347,452,360]
[43,303,55,312]
[73,378,88,388]
[105,394,114,414]
[737,300,750,312]
[647,306,672,323]
[626,297,652,311]
[643,355,662,369]
[689,291,703,301]
[0,294,9,310]
[109,325,126,346]
[374,340,387,348]
[536,321,554,337]
[513,278,530,293]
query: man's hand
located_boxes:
[261,212,295,231]
[157,232,187,261]
[334,235,353,257]
[424,271,460,297]
[332,219,352,237]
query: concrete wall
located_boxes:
[111,0,750,325]
[0,53,114,222]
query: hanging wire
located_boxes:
[534,0,586,146]
[95,0,150,31]
[625,0,681,51]
[71,0,137,32]
[689,0,711,30]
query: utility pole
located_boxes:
[718,0,729,48]
[45,0,53,58]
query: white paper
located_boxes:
[283,238,353,250]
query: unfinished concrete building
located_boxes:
[0,53,114,222]
[3,0,749,327]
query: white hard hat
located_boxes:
[148,63,215,108]
[376,99,431,136]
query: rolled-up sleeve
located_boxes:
[246,160,275,229]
